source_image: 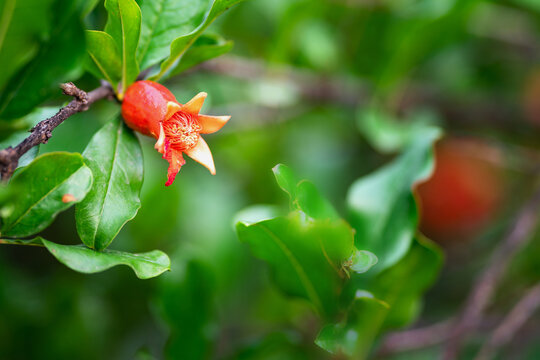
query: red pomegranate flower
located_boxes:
[121,80,230,186]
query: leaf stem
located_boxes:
[0,238,44,247]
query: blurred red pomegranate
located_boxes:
[416,138,504,243]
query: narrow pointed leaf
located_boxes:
[104,0,141,93]
[85,30,122,88]
[169,34,233,77]
[0,152,93,237]
[153,0,247,80]
[76,118,143,251]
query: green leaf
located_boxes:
[317,237,442,358]
[272,164,339,220]
[272,163,298,200]
[0,0,55,93]
[237,212,355,318]
[315,295,389,358]
[76,118,143,251]
[84,30,122,88]
[347,130,440,272]
[0,0,86,119]
[104,0,141,94]
[295,180,340,220]
[152,0,247,81]
[0,237,170,279]
[169,33,233,76]
[137,0,212,70]
[367,236,443,329]
[232,204,282,226]
[0,152,93,237]
[41,239,169,279]
[358,107,441,154]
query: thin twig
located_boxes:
[475,282,540,360]
[378,319,454,355]
[196,56,534,136]
[0,82,114,181]
[443,187,540,359]
[197,55,369,107]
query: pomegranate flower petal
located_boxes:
[185,136,216,175]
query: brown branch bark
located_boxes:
[475,282,540,360]
[443,187,540,359]
[0,82,114,181]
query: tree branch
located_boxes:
[196,55,369,107]
[195,56,538,138]
[443,186,540,359]
[379,319,454,355]
[0,82,114,181]
[475,282,540,360]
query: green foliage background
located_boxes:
[1,0,540,359]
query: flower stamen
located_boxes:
[162,111,202,152]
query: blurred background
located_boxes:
[1,0,540,359]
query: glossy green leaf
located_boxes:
[137,0,211,70]
[237,212,355,318]
[169,33,233,76]
[347,129,440,272]
[273,164,339,220]
[85,30,122,88]
[316,295,389,358]
[152,0,247,80]
[0,0,86,119]
[42,239,169,279]
[0,152,92,237]
[0,237,170,279]
[0,0,54,93]
[76,118,143,251]
[104,0,141,94]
